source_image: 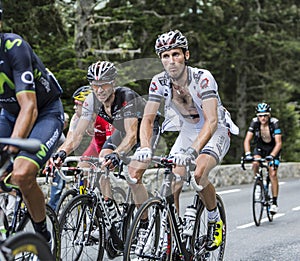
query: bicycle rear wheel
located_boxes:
[56,188,78,216]
[59,194,104,261]
[192,193,226,261]
[1,231,54,261]
[124,197,172,261]
[17,204,60,260]
[252,178,264,226]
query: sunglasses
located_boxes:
[258,114,269,118]
[90,80,114,88]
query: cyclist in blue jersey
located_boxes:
[0,5,64,242]
[244,103,282,215]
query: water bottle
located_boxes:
[183,206,197,236]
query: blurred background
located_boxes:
[2,0,299,162]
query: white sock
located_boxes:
[207,207,220,222]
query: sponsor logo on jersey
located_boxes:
[200,78,209,89]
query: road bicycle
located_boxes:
[241,156,273,226]
[49,156,126,217]
[0,137,61,260]
[123,156,226,261]
[58,159,138,260]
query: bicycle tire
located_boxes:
[123,197,172,261]
[16,205,59,256]
[55,188,78,216]
[266,181,274,222]
[59,194,104,261]
[1,231,54,261]
[17,204,60,261]
[252,178,264,226]
[192,193,227,261]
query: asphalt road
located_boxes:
[92,177,300,260]
[180,177,300,261]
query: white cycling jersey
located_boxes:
[148,66,239,163]
[148,66,239,135]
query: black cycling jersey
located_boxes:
[97,86,146,133]
[0,33,62,116]
[248,117,281,151]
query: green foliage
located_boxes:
[2,0,299,162]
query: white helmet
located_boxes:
[87,61,117,82]
[155,30,188,56]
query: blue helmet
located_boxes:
[256,103,271,114]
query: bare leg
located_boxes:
[269,168,279,199]
[11,158,46,222]
[194,154,217,211]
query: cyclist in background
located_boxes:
[244,102,282,215]
[48,86,114,210]
[0,5,64,242]
[134,29,239,251]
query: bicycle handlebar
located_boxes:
[0,138,41,154]
[241,156,269,171]
[131,155,204,192]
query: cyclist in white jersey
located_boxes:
[134,30,239,251]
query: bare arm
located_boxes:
[244,131,254,154]
[139,101,160,148]
[191,98,218,152]
[270,134,282,157]
[113,117,139,155]
[58,117,91,155]
[9,92,38,153]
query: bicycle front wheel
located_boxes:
[266,183,274,222]
[252,178,264,226]
[59,194,104,261]
[192,193,226,261]
[1,231,54,261]
[123,197,172,261]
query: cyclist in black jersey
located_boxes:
[244,103,282,214]
[53,61,159,210]
[0,6,64,242]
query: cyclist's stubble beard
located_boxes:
[165,53,188,83]
[95,86,115,105]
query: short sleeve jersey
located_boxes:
[248,117,281,148]
[148,66,231,131]
[0,33,62,116]
[81,86,145,133]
